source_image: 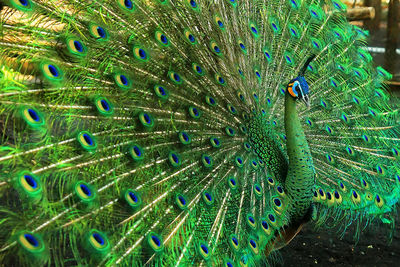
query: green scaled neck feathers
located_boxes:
[246,65,316,255]
[284,87,315,223]
[249,55,316,226]
[283,55,316,223]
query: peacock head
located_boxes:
[287,54,316,107]
[287,76,310,107]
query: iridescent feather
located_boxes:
[0,0,399,266]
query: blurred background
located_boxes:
[344,0,400,96]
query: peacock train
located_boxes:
[0,0,399,266]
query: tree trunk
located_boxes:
[384,0,399,76]
[364,0,381,31]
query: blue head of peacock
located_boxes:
[287,76,310,106]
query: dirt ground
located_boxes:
[278,220,400,267]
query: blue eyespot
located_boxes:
[100,99,110,111]
[181,132,189,142]
[274,198,281,206]
[268,214,275,222]
[133,146,142,157]
[226,127,235,136]
[19,0,29,6]
[174,73,180,82]
[204,155,211,164]
[92,233,105,245]
[319,189,324,197]
[27,109,40,122]
[138,49,146,59]
[120,75,128,86]
[124,0,133,9]
[188,34,195,42]
[326,192,332,200]
[144,114,151,123]
[128,191,138,203]
[277,186,283,194]
[48,65,59,77]
[232,236,238,245]
[73,41,83,52]
[24,175,37,188]
[97,27,106,38]
[80,183,92,196]
[334,191,340,199]
[178,195,186,205]
[160,34,168,44]
[24,233,39,247]
[159,86,166,95]
[83,133,93,146]
[248,216,255,224]
[152,235,161,247]
[200,244,208,254]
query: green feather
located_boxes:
[0,0,400,266]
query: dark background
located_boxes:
[278,217,400,266]
[350,0,400,96]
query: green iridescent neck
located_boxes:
[247,93,315,223]
[284,92,315,222]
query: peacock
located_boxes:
[0,0,399,265]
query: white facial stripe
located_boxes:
[294,81,305,99]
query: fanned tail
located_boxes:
[0,0,399,266]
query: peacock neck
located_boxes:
[284,92,315,223]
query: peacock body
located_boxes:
[0,0,399,266]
